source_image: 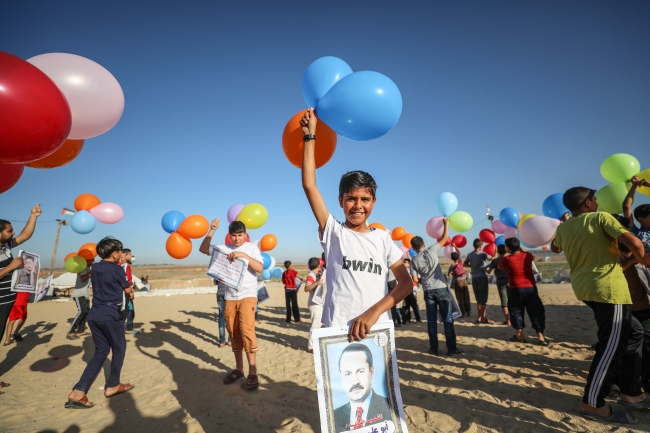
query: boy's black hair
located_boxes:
[0,219,10,232]
[97,237,123,259]
[634,204,650,220]
[505,237,521,252]
[473,238,482,249]
[497,244,507,255]
[228,221,246,234]
[610,214,631,229]
[308,257,320,270]
[284,260,291,269]
[403,258,410,263]
[122,248,131,254]
[339,170,377,198]
[563,187,596,213]
[410,236,424,251]
[450,252,459,261]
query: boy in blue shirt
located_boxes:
[65,237,134,409]
[623,176,650,254]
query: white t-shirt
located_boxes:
[319,214,403,327]
[209,242,263,301]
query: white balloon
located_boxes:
[269,256,276,270]
[519,216,561,247]
[27,53,125,139]
[504,227,518,239]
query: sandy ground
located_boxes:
[1,283,648,433]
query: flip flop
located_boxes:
[537,340,550,346]
[509,335,527,343]
[11,334,22,342]
[223,369,244,384]
[104,383,134,398]
[580,406,637,424]
[616,395,650,408]
[66,335,78,340]
[65,395,95,409]
[246,374,259,390]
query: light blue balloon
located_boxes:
[436,192,458,217]
[271,267,283,279]
[542,193,569,220]
[316,71,402,141]
[495,235,506,246]
[161,210,185,234]
[71,210,96,234]
[261,253,271,269]
[499,207,520,228]
[261,269,271,281]
[302,56,353,108]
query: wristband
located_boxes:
[303,134,316,141]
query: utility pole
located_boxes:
[50,219,69,276]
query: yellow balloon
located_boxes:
[637,168,650,197]
[518,213,536,228]
[237,203,268,229]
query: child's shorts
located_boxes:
[9,304,27,321]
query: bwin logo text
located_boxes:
[342,256,383,275]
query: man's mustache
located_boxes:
[349,383,364,392]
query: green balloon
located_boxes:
[600,154,640,183]
[596,182,630,214]
[65,256,87,273]
[449,211,473,232]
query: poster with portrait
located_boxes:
[33,276,53,303]
[311,269,326,306]
[438,287,462,323]
[207,248,248,290]
[312,321,408,433]
[11,251,41,293]
[257,282,270,304]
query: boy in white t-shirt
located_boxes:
[199,219,264,390]
[300,108,412,341]
[305,257,325,352]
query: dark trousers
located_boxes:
[0,301,15,340]
[632,309,650,392]
[285,289,300,322]
[508,287,546,332]
[619,314,644,397]
[582,302,634,408]
[388,281,401,325]
[401,291,421,322]
[74,319,126,393]
[216,293,230,344]
[423,288,457,353]
[121,300,135,331]
[453,278,471,315]
[69,297,89,334]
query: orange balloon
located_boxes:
[402,234,415,249]
[77,249,94,260]
[74,193,100,211]
[542,245,549,250]
[25,139,84,169]
[166,232,192,259]
[369,222,386,231]
[64,252,78,262]
[391,227,406,241]
[282,111,337,169]
[79,242,97,257]
[260,234,277,251]
[177,215,209,239]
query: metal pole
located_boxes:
[50,219,63,276]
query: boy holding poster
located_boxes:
[300,108,412,340]
[200,219,264,390]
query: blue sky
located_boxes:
[2,1,649,267]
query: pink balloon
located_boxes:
[504,227,518,239]
[519,216,561,247]
[443,244,454,259]
[227,204,245,223]
[399,245,409,259]
[492,220,507,234]
[426,216,445,239]
[27,53,124,139]
[89,202,123,224]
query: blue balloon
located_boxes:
[161,210,186,234]
[271,267,283,279]
[302,56,353,108]
[261,253,271,269]
[408,248,417,258]
[542,193,569,220]
[499,207,520,228]
[71,210,96,234]
[316,71,402,141]
[436,192,458,217]
[495,235,506,246]
[261,269,271,281]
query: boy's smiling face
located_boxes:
[339,187,376,228]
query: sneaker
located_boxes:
[11,333,22,342]
[428,349,439,356]
[446,349,465,356]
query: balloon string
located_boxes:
[6,219,58,223]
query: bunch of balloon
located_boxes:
[302,56,402,141]
[70,193,124,234]
[480,229,497,257]
[64,242,98,273]
[0,51,124,194]
[597,154,646,213]
[161,211,209,259]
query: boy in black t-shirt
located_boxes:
[486,245,511,326]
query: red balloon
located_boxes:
[451,235,467,248]
[479,229,496,244]
[483,243,496,257]
[0,51,71,164]
[225,233,251,244]
[0,164,24,194]
[437,236,451,246]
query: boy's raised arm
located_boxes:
[436,218,449,247]
[199,218,219,255]
[622,177,638,227]
[301,108,329,232]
